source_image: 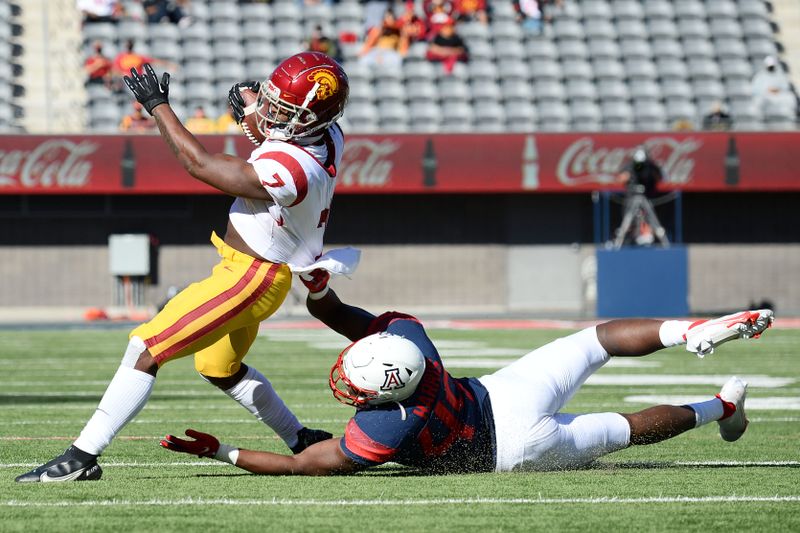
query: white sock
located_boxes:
[73,366,156,455]
[659,320,694,347]
[685,397,724,427]
[224,365,303,448]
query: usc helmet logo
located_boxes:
[307,69,339,100]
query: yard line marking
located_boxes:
[1,496,799,508]
[2,460,798,469]
[588,375,794,388]
[441,358,659,369]
[625,396,800,410]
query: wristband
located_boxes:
[215,443,240,465]
[307,285,330,300]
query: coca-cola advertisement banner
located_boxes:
[0,132,798,194]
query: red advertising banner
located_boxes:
[0,132,798,194]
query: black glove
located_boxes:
[228,80,261,124]
[123,63,170,115]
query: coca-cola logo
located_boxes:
[556,137,702,186]
[338,139,399,187]
[0,139,97,189]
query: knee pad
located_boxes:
[194,355,241,379]
[121,336,147,368]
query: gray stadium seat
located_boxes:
[553,19,584,40]
[83,22,116,44]
[441,102,474,131]
[505,101,537,132]
[491,20,522,41]
[677,18,710,40]
[557,39,588,61]
[533,80,565,102]
[304,3,334,26]
[714,38,749,60]
[723,79,752,100]
[587,38,621,61]
[720,59,753,81]
[561,60,593,80]
[571,100,602,121]
[501,79,534,102]
[592,59,625,81]
[646,19,678,40]
[629,79,661,101]
[705,0,738,20]
[529,59,562,81]
[710,19,743,40]
[566,78,598,102]
[409,101,442,132]
[373,80,405,103]
[437,79,471,103]
[209,2,241,22]
[459,21,490,42]
[642,0,674,19]
[745,37,778,63]
[378,101,409,125]
[497,61,529,81]
[693,78,726,101]
[681,38,714,60]
[474,102,506,128]
[213,41,244,62]
[656,58,688,81]
[470,80,502,102]
[687,58,722,81]
[624,59,658,80]
[490,0,518,21]
[271,1,301,23]
[214,62,246,84]
[403,61,436,83]
[242,21,271,41]
[272,22,304,42]
[581,0,613,20]
[673,0,705,20]
[148,23,180,42]
[651,38,683,59]
[347,80,374,104]
[737,0,770,20]
[611,0,644,21]
[240,2,271,22]
[597,79,630,101]
[619,38,652,60]
[183,42,212,62]
[661,79,692,101]
[468,61,498,83]
[117,21,148,44]
[741,19,774,40]
[615,19,647,40]
[466,40,495,62]
[527,37,557,61]
[666,100,697,122]
[584,20,617,40]
[601,100,634,121]
[494,39,526,61]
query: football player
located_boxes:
[157,274,773,475]
[16,52,351,482]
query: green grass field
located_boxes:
[1,325,798,532]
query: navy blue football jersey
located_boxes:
[340,312,496,473]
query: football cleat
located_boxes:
[290,427,333,454]
[684,309,773,357]
[15,446,102,483]
[717,376,749,442]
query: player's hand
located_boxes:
[160,429,219,458]
[228,80,261,124]
[299,269,330,295]
[123,63,170,115]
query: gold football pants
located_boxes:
[130,232,291,377]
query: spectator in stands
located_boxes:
[702,101,733,131]
[216,105,240,134]
[142,0,189,26]
[112,40,176,91]
[184,106,216,135]
[752,56,798,117]
[452,0,489,24]
[425,0,454,37]
[514,0,544,35]
[307,25,342,63]
[119,101,157,133]
[359,9,410,69]
[363,0,391,34]
[399,4,428,44]
[426,17,469,75]
[672,118,695,132]
[77,0,122,24]
[84,41,113,88]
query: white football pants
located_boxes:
[479,326,631,472]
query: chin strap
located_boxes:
[395,401,407,421]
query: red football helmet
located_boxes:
[256,51,349,141]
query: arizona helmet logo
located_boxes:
[307,69,339,100]
[381,368,406,391]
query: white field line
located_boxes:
[588,375,794,388]
[1,496,799,508]
[3,460,798,469]
[625,396,800,410]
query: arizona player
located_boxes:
[16,52,351,483]
[157,276,773,476]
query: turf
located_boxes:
[0,325,798,532]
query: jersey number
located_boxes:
[261,172,286,188]
[317,208,330,228]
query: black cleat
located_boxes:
[15,446,102,483]
[290,427,333,454]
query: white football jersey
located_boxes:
[228,124,344,268]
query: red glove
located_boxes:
[299,269,330,295]
[160,429,220,458]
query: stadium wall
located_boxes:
[0,243,798,318]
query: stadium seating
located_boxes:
[72,0,796,133]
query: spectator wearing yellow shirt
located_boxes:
[184,106,216,134]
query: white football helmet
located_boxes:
[329,332,427,407]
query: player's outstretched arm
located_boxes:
[161,429,362,476]
[301,272,375,342]
[124,64,269,200]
